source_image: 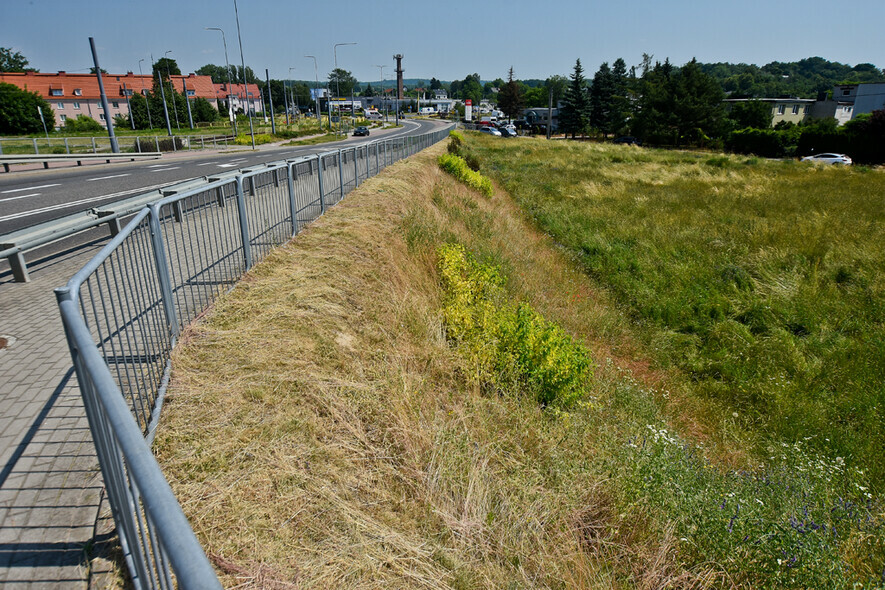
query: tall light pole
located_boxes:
[333,42,356,134]
[164,51,181,130]
[376,64,386,122]
[152,53,173,136]
[138,59,154,130]
[233,0,255,149]
[289,67,297,120]
[281,72,290,125]
[305,55,321,126]
[205,27,237,136]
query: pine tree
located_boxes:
[497,67,524,121]
[560,59,591,138]
[589,62,614,136]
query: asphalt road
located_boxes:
[0,118,443,236]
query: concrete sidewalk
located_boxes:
[0,236,116,588]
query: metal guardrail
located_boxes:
[1,176,214,282]
[1,151,162,173]
[0,134,234,158]
[54,124,453,588]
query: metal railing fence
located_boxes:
[55,124,453,588]
[0,134,234,155]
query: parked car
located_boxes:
[801,153,852,165]
[499,126,517,137]
[353,126,370,136]
[479,127,502,136]
[613,136,642,146]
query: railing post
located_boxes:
[287,163,298,237]
[338,149,345,199]
[147,204,180,338]
[155,136,160,152]
[375,142,379,174]
[354,147,359,187]
[33,138,39,154]
[234,175,254,269]
[92,137,97,153]
[317,155,326,214]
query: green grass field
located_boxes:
[464,135,885,486]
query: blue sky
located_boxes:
[3,0,884,83]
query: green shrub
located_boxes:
[438,243,592,407]
[64,114,103,133]
[437,153,493,197]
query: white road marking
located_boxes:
[0,182,169,223]
[0,193,39,203]
[151,167,180,172]
[1,183,60,194]
[196,162,218,166]
[86,174,130,182]
[217,163,237,168]
[147,164,168,168]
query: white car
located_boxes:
[801,153,852,165]
[479,127,502,136]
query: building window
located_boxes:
[792,105,800,115]
[73,102,81,109]
[187,89,195,96]
[57,102,64,109]
[74,89,82,96]
[804,105,810,114]
[112,101,119,108]
[50,88,63,96]
[777,105,785,115]
[99,113,106,120]
[60,114,67,122]
[842,88,851,96]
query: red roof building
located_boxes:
[0,71,262,129]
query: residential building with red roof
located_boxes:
[0,71,262,129]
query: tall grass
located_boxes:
[156,140,884,588]
[463,135,885,486]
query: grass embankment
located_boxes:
[464,137,885,484]
[156,137,884,588]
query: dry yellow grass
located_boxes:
[154,142,710,588]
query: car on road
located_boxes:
[479,127,502,136]
[353,126,370,136]
[801,152,852,165]
[498,126,517,137]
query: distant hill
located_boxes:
[698,57,885,98]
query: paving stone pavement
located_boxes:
[1,234,119,588]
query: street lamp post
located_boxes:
[205,27,237,136]
[376,65,386,122]
[333,42,356,135]
[233,0,255,149]
[152,53,173,136]
[282,74,290,126]
[289,67,297,121]
[165,51,181,130]
[305,55,321,126]
[137,59,153,130]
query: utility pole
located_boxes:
[266,69,276,134]
[205,27,237,136]
[376,65,386,122]
[152,53,173,136]
[138,59,154,130]
[165,51,181,130]
[233,0,255,149]
[547,87,553,140]
[305,55,321,126]
[183,76,194,129]
[123,82,135,130]
[89,38,119,153]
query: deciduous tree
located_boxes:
[0,82,54,134]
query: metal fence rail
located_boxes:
[55,124,453,588]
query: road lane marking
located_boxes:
[0,193,39,203]
[196,162,218,166]
[217,163,237,168]
[1,184,60,194]
[0,182,169,223]
[147,164,168,168]
[151,167,180,172]
[86,174,130,182]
